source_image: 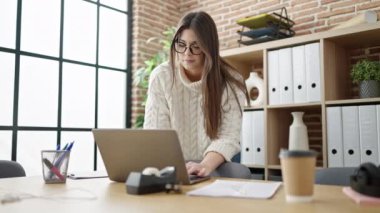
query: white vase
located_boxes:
[288,112,309,151]
[245,72,264,107]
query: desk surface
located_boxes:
[0,176,378,213]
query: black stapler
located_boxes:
[125,166,179,195]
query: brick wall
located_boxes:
[131,0,180,125]
[131,0,380,126]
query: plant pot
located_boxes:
[359,80,380,98]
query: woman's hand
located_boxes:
[186,152,225,177]
[186,161,212,177]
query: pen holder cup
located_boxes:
[41,150,70,184]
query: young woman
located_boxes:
[144,11,250,178]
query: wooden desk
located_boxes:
[0,176,378,212]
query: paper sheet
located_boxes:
[67,170,108,180]
[187,180,282,199]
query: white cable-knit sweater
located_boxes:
[143,62,245,162]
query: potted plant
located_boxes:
[133,27,175,128]
[351,59,380,98]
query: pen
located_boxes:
[66,141,74,151]
[62,143,69,150]
[43,158,65,181]
[54,141,75,168]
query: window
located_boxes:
[0,0,132,176]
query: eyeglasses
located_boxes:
[174,41,202,55]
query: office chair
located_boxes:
[315,167,356,186]
[0,160,26,178]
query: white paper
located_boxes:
[187,180,281,199]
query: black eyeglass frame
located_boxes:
[174,40,203,55]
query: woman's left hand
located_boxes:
[186,161,212,177]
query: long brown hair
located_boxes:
[169,11,249,139]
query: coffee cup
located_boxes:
[279,149,317,203]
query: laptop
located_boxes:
[92,129,209,185]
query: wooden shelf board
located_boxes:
[243,106,264,111]
[326,97,380,106]
[267,102,321,109]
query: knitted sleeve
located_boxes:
[203,85,245,161]
[143,65,171,129]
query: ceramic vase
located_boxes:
[245,72,264,107]
[288,112,309,151]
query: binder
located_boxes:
[305,43,321,102]
[252,110,265,165]
[292,45,307,103]
[326,107,344,167]
[358,105,379,164]
[342,106,361,167]
[240,111,254,164]
[268,50,280,105]
[278,48,293,104]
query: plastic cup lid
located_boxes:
[279,149,318,158]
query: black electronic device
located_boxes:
[350,162,380,198]
[125,166,180,195]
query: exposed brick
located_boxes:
[293,20,325,31]
[259,3,291,14]
[295,29,312,36]
[288,1,319,13]
[330,0,369,9]
[370,47,380,54]
[317,7,355,19]
[321,0,341,4]
[357,1,380,10]
[291,0,317,7]
[350,57,368,65]
[327,14,355,25]
[292,7,327,19]
[314,25,334,33]
[252,0,280,10]
[349,48,366,57]
[294,16,315,25]
[229,0,255,11]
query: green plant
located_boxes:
[351,59,380,83]
[133,26,176,128]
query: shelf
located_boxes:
[326,97,380,106]
[221,22,380,179]
[267,107,323,166]
[324,25,380,49]
[243,106,264,111]
[267,102,321,109]
[223,49,263,78]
